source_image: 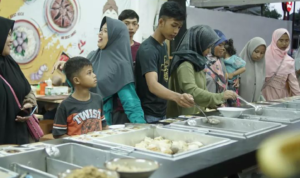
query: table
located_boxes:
[35,95,68,104]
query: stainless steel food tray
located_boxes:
[268,102,300,110]
[0,166,19,178]
[0,143,128,178]
[93,126,235,160]
[241,108,300,124]
[169,116,284,139]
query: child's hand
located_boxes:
[228,73,234,79]
[233,78,239,88]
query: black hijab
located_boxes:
[0,16,31,144]
[169,25,220,76]
[89,17,134,98]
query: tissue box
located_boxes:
[45,86,68,96]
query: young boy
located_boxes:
[52,57,107,138]
[119,9,140,64]
[135,1,194,123]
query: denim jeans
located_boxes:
[144,115,166,123]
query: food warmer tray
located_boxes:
[92,126,235,161]
[168,116,284,139]
[0,143,130,178]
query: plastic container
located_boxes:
[46,78,52,87]
[40,82,47,95]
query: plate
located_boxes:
[44,0,79,34]
[10,20,41,64]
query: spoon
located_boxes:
[190,104,221,125]
[237,96,263,115]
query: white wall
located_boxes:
[187,7,293,54]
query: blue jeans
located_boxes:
[104,83,145,125]
[145,115,166,123]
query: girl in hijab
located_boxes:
[53,17,145,125]
[293,46,300,86]
[262,29,300,101]
[167,25,237,117]
[239,37,267,103]
[0,17,37,144]
[205,29,229,94]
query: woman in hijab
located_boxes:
[167,25,237,117]
[0,17,37,144]
[53,17,145,125]
[205,29,230,94]
[293,47,300,86]
[239,37,267,103]
[262,29,300,101]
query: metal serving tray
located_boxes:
[241,108,300,124]
[0,143,128,178]
[169,116,284,139]
[93,126,234,160]
[268,102,300,110]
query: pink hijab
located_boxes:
[265,28,295,77]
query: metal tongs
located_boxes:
[238,96,263,115]
[187,104,221,126]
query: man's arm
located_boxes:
[145,72,194,108]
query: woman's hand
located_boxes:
[15,103,33,122]
[223,90,237,100]
[51,61,66,74]
[15,116,30,122]
[23,103,33,110]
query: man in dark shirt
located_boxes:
[135,1,194,123]
[119,9,140,65]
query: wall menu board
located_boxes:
[0,0,165,84]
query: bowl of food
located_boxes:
[217,107,246,118]
[59,166,119,178]
[105,158,160,178]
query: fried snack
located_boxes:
[65,166,110,178]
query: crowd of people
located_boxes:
[1,1,300,144]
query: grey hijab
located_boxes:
[88,17,134,98]
[239,37,266,102]
[295,47,300,72]
[169,25,220,76]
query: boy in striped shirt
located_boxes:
[53,57,107,138]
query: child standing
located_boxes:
[224,39,246,106]
[53,57,107,138]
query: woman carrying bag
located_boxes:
[262,29,300,101]
[0,16,40,144]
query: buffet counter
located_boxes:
[1,98,300,178]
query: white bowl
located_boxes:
[109,125,125,129]
[105,158,160,178]
[217,107,246,118]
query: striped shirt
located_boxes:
[53,92,106,136]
